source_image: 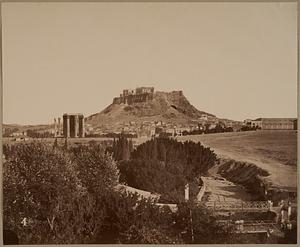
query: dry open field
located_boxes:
[178,130,297,188]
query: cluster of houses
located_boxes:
[86,117,297,138]
[5,117,296,141]
[84,114,241,138]
[6,131,30,142]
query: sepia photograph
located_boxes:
[1,2,298,245]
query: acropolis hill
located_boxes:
[86,87,218,133]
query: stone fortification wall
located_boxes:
[113,87,154,105]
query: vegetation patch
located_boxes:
[109,137,217,203]
[3,141,229,244]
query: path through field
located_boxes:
[202,176,252,204]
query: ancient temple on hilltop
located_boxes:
[113,87,154,105]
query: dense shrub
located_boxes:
[241,126,260,131]
[116,137,217,203]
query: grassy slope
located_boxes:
[178,130,297,188]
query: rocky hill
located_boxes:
[86,90,216,132]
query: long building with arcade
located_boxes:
[244,118,297,130]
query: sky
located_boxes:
[2,2,298,125]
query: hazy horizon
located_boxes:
[2,2,297,125]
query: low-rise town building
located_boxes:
[244,118,296,130]
[11,131,27,137]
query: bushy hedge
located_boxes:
[117,137,217,203]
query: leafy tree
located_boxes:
[83,189,181,244]
[70,144,119,194]
[3,142,91,244]
[174,202,231,244]
[26,129,54,138]
[241,126,258,131]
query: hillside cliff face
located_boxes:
[86,91,215,131]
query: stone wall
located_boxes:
[113,92,154,105]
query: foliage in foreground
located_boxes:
[3,142,117,244]
[3,141,232,244]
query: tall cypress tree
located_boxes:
[152,138,158,160]
[53,137,58,150]
[64,138,68,150]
